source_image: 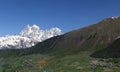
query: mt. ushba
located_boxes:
[0,25,62,49]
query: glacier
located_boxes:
[0,24,62,49]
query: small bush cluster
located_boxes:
[37,60,47,67]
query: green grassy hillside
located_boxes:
[0,17,120,72]
[27,17,120,57]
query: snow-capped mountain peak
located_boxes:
[20,24,43,40]
[111,16,119,19]
[0,24,62,49]
[0,35,35,49]
[20,24,62,42]
[32,24,40,29]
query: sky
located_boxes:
[0,0,120,36]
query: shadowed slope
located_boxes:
[90,38,120,58]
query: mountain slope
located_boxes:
[0,17,120,72]
[90,37,120,58]
[0,17,120,57]
[25,17,120,57]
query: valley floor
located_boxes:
[0,52,120,72]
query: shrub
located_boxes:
[37,60,47,67]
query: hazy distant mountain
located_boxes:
[0,24,62,49]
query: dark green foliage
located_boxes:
[90,38,120,58]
